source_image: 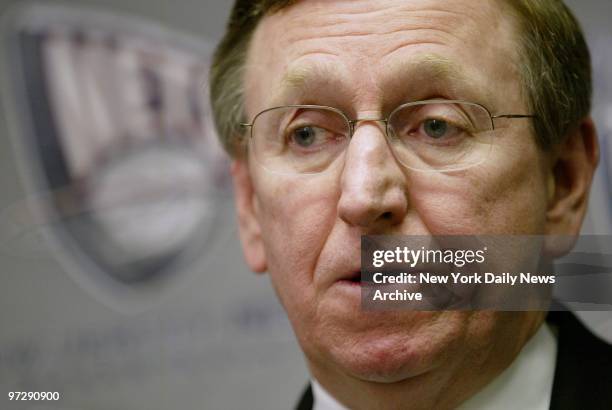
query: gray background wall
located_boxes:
[0,1,610,409]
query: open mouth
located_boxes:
[340,271,362,286]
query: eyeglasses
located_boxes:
[240,99,535,174]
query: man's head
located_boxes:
[210,0,599,408]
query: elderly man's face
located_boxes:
[234,0,552,391]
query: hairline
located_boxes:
[211,0,591,157]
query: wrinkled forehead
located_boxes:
[244,0,523,116]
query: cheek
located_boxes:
[253,170,340,305]
[409,139,549,235]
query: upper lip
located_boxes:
[321,249,362,286]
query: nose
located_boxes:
[337,122,409,229]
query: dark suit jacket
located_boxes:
[296,311,612,410]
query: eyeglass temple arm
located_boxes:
[491,114,537,119]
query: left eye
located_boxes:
[423,119,449,139]
[292,126,319,147]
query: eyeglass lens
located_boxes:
[250,101,494,174]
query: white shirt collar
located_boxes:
[312,323,557,410]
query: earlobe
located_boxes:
[544,117,599,245]
[231,160,268,273]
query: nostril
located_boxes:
[381,211,393,220]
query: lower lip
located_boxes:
[333,279,364,293]
[338,278,361,287]
[330,279,364,303]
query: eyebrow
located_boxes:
[270,60,351,106]
[270,53,495,111]
[396,54,461,82]
[383,54,496,108]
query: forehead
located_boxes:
[244,0,522,114]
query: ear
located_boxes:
[544,117,599,254]
[231,159,267,273]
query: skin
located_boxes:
[231,0,599,408]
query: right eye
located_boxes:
[291,126,320,148]
[285,123,340,152]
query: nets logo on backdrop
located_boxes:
[590,32,612,234]
[1,3,231,311]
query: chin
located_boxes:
[344,349,432,382]
[309,311,465,383]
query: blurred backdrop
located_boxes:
[0,1,610,409]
